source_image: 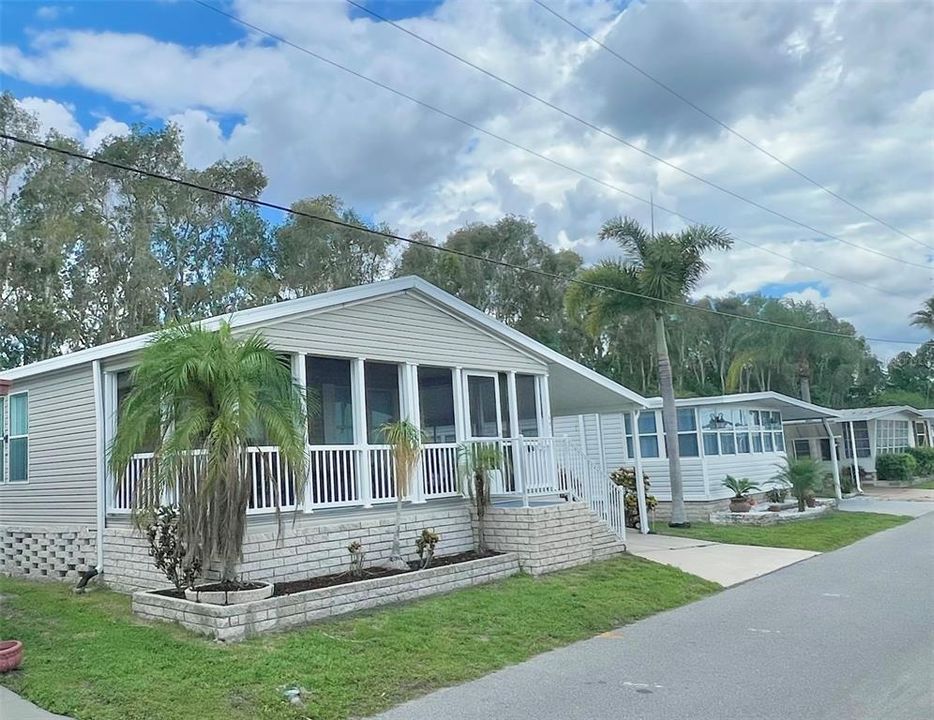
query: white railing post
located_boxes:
[632,410,650,535]
[351,358,372,508]
[515,436,529,507]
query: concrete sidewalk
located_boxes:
[625,532,819,586]
[0,687,71,719]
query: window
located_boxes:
[0,396,4,483]
[875,419,911,455]
[625,413,634,458]
[418,367,456,443]
[467,374,500,438]
[8,393,28,482]
[793,438,811,458]
[638,412,660,458]
[306,356,354,445]
[676,408,699,457]
[844,421,871,458]
[819,438,833,461]
[365,362,401,444]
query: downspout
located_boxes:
[92,360,106,576]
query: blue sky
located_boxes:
[1,0,931,353]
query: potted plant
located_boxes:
[109,322,308,603]
[772,457,823,512]
[722,475,760,512]
[0,640,23,672]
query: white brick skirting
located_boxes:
[482,503,626,575]
[0,525,97,582]
[133,552,520,641]
[105,503,475,593]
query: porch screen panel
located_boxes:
[418,367,456,443]
[365,362,401,444]
[306,356,354,445]
[9,392,28,482]
[467,375,499,438]
[516,374,539,437]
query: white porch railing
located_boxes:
[108,437,627,542]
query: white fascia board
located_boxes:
[645,391,840,419]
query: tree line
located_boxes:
[2,94,930,408]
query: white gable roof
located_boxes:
[834,406,925,422]
[1,276,648,413]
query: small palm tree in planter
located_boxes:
[722,475,760,513]
[458,442,503,553]
[772,457,823,512]
[379,419,424,570]
[109,322,307,601]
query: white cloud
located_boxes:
[3,0,932,357]
[16,96,82,138]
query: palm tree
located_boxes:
[379,419,423,569]
[458,442,503,552]
[567,217,733,526]
[772,457,822,512]
[109,322,308,586]
[910,297,934,333]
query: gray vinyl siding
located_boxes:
[0,364,97,526]
[260,292,546,373]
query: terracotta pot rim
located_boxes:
[0,640,22,654]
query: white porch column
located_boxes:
[506,372,527,505]
[292,354,312,512]
[452,367,467,444]
[823,419,842,500]
[848,421,863,494]
[351,358,372,508]
[538,374,554,436]
[92,360,107,572]
[632,410,650,535]
[404,362,426,503]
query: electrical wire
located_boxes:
[532,0,934,252]
[1,132,922,347]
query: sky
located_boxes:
[1,0,932,359]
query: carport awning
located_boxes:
[546,360,645,416]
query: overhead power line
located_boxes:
[343,0,930,268]
[1,133,921,347]
[190,0,924,301]
[533,0,934,252]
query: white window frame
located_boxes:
[7,391,28,483]
[0,395,5,484]
[463,371,503,440]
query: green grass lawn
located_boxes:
[659,510,911,552]
[0,555,717,720]
[914,478,934,489]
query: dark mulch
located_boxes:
[273,549,499,596]
[149,550,501,600]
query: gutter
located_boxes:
[92,360,106,575]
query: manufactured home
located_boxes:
[786,405,930,484]
[555,392,842,522]
[0,277,649,591]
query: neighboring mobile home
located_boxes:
[786,405,929,484]
[0,277,646,591]
[555,392,842,522]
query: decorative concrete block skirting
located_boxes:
[133,552,520,641]
[0,525,97,582]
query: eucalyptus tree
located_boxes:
[108,322,308,586]
[567,217,733,526]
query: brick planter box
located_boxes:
[709,500,836,526]
[132,552,520,641]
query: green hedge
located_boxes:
[907,447,934,476]
[875,453,917,483]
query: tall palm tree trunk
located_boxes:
[390,495,403,561]
[656,313,688,527]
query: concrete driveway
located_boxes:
[839,489,934,517]
[0,687,71,720]
[624,532,818,586]
[373,513,934,720]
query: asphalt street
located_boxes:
[374,512,934,720]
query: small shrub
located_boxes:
[347,541,365,577]
[610,467,657,530]
[772,457,823,512]
[765,486,788,503]
[907,447,934,476]
[415,529,440,569]
[876,453,917,483]
[144,505,201,590]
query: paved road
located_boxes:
[839,494,934,517]
[375,514,934,720]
